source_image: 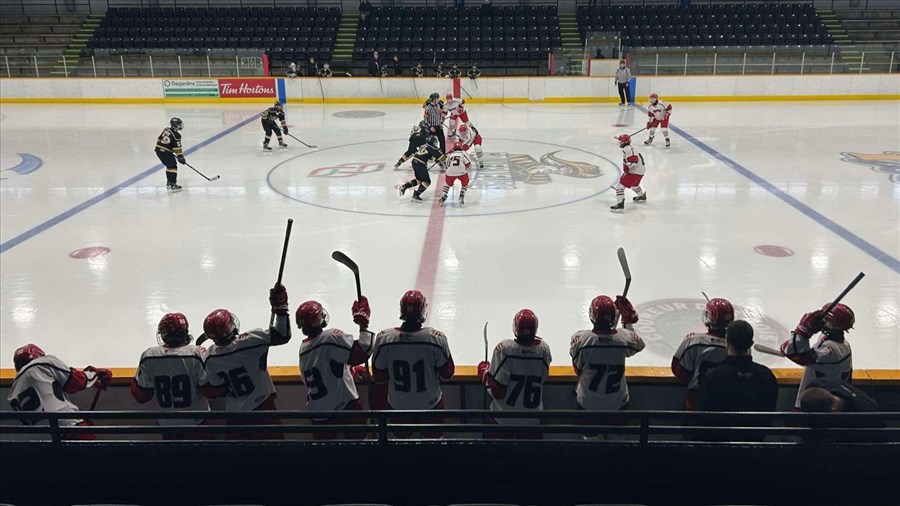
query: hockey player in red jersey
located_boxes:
[130,312,213,440]
[671,298,733,410]
[644,93,672,147]
[781,303,854,408]
[201,284,292,439]
[297,296,374,439]
[8,344,112,439]
[610,134,647,213]
[440,142,473,207]
[477,309,552,439]
[372,289,454,438]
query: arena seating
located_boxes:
[577,2,833,47]
[86,6,341,63]
[353,5,560,64]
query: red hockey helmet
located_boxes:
[703,298,735,332]
[445,93,454,101]
[590,295,619,331]
[203,309,240,346]
[157,312,191,347]
[451,142,465,153]
[617,134,631,147]
[822,303,855,331]
[296,300,329,330]
[399,290,428,322]
[13,344,45,372]
[649,93,659,103]
[513,309,539,340]
[458,124,468,135]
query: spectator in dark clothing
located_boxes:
[368,51,381,77]
[413,63,425,77]
[359,0,372,21]
[800,381,882,443]
[392,55,403,76]
[448,63,461,79]
[697,320,778,412]
[305,56,318,77]
[481,0,493,16]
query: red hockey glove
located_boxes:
[85,366,113,390]
[622,163,630,174]
[351,364,370,383]
[269,284,289,314]
[615,296,639,325]
[794,310,824,338]
[352,296,371,329]
[646,121,652,129]
[476,361,490,382]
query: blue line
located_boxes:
[651,107,900,274]
[0,114,258,255]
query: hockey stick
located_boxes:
[701,292,710,302]
[617,247,632,298]
[482,321,489,409]
[331,250,374,410]
[819,272,865,323]
[628,127,648,137]
[268,218,294,327]
[184,162,220,182]
[286,132,318,149]
[89,387,103,410]
[411,76,420,101]
[753,344,785,357]
[459,83,474,100]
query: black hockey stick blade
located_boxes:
[185,162,220,182]
[819,272,865,321]
[332,250,362,301]
[701,291,710,302]
[287,132,318,149]
[617,247,632,298]
[195,333,208,346]
[483,322,489,362]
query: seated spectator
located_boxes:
[413,63,425,77]
[434,63,445,77]
[287,62,297,78]
[392,54,403,76]
[467,63,481,80]
[359,0,372,21]
[448,63,461,79]
[317,62,334,78]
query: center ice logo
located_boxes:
[840,151,900,182]
[632,298,789,366]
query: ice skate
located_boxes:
[610,202,624,212]
[263,142,272,151]
[411,193,424,202]
[644,137,654,145]
[459,195,465,207]
[633,193,647,203]
[278,139,288,148]
[167,183,183,192]
[439,196,447,207]
[479,161,484,169]
[665,138,671,148]
[399,185,408,197]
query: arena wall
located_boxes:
[0,74,897,103]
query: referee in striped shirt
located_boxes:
[423,92,446,153]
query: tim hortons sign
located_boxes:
[218,78,276,98]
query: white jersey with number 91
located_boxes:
[373,327,453,410]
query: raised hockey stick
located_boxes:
[286,132,318,149]
[819,272,865,324]
[617,247,632,298]
[331,250,363,301]
[268,218,294,327]
[482,321,489,410]
[184,162,220,182]
[753,343,785,357]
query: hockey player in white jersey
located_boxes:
[672,297,733,410]
[372,289,454,438]
[610,134,647,212]
[644,93,672,147]
[781,303,854,408]
[440,142,473,207]
[8,344,112,439]
[453,123,484,169]
[443,93,469,131]
[130,312,212,439]
[477,309,552,439]
[569,295,645,413]
[297,296,374,440]
[202,284,292,439]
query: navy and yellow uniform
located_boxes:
[399,137,446,202]
[155,117,185,191]
[261,102,288,150]
[394,121,431,168]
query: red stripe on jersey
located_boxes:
[671,358,692,384]
[63,368,88,394]
[129,378,154,404]
[484,373,507,400]
[437,357,455,381]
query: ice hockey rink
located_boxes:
[0,100,898,374]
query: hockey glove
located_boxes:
[615,296,639,325]
[85,366,113,390]
[269,284,289,314]
[794,310,824,338]
[646,121,652,129]
[283,126,289,134]
[352,295,371,329]
[176,155,186,164]
[351,364,370,383]
[476,361,490,382]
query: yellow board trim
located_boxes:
[2,366,897,386]
[1,94,897,105]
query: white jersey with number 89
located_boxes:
[205,329,277,412]
[373,327,453,410]
[134,345,210,425]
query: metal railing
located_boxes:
[1,51,268,77]
[2,409,899,445]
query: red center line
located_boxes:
[414,175,447,304]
